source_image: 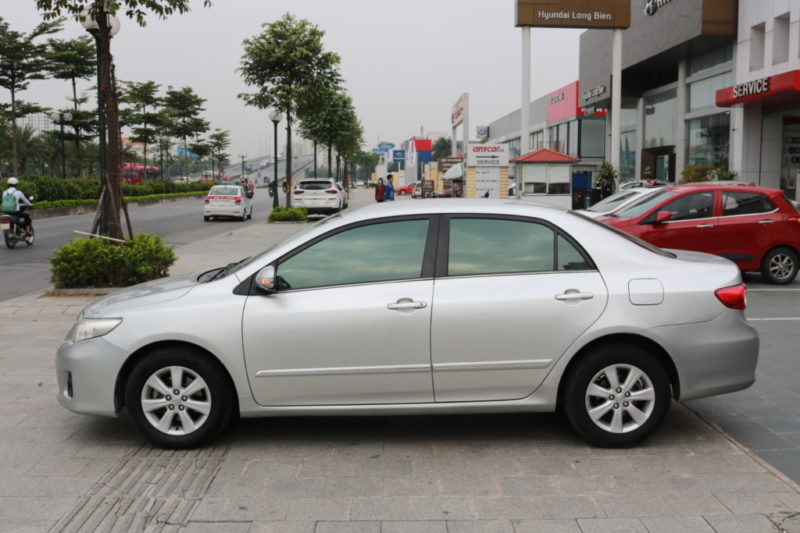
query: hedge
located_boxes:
[268,206,308,222]
[15,174,212,203]
[50,233,177,288]
[33,191,207,210]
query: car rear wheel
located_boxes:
[204,216,211,222]
[563,344,671,447]
[125,347,234,449]
[760,246,798,284]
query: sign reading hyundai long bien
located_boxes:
[516,0,630,29]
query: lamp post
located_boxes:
[269,110,283,208]
[81,7,120,236]
[50,111,73,179]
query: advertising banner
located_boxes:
[467,144,510,167]
[475,167,501,198]
[393,150,406,162]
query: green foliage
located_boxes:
[597,161,619,182]
[680,164,738,184]
[432,137,452,161]
[35,1,212,28]
[50,233,176,288]
[268,206,308,222]
[13,174,209,203]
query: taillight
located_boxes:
[325,189,338,194]
[294,190,304,194]
[235,197,242,205]
[715,284,746,310]
[204,198,209,204]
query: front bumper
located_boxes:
[647,309,759,401]
[55,337,129,417]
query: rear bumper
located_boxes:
[646,310,759,401]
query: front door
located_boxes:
[243,218,436,406]
[430,216,607,402]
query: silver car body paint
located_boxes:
[56,199,758,420]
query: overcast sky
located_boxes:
[3,0,582,160]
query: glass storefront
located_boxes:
[780,116,800,199]
[686,112,730,168]
[620,131,636,180]
[521,164,570,195]
[580,119,605,158]
[689,72,733,111]
[644,90,677,148]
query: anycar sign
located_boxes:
[467,144,509,167]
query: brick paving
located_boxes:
[0,190,799,532]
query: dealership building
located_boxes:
[488,0,800,200]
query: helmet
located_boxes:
[8,177,18,186]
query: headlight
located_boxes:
[66,318,122,343]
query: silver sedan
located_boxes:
[56,200,758,448]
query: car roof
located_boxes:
[668,183,781,195]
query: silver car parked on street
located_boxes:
[56,200,759,448]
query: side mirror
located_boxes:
[654,211,672,223]
[254,265,277,293]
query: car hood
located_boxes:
[80,271,200,318]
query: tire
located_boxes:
[204,216,211,222]
[4,231,15,249]
[399,190,407,196]
[24,227,34,246]
[563,344,671,447]
[125,347,234,449]
[760,246,798,284]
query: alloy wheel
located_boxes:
[584,363,655,434]
[140,365,212,436]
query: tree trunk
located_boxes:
[285,113,293,207]
[328,143,333,179]
[336,154,341,184]
[10,86,18,177]
[72,76,81,176]
[98,8,123,240]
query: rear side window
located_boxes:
[447,218,591,276]
[722,191,775,215]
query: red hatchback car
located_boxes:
[599,184,800,284]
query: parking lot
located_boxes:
[1,192,799,532]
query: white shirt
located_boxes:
[2,187,32,212]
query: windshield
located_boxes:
[209,186,241,196]
[613,189,677,218]
[585,190,640,213]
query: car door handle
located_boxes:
[696,224,714,228]
[555,290,594,302]
[758,220,774,224]
[387,298,427,311]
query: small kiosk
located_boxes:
[510,148,586,207]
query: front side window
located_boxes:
[660,192,714,221]
[722,191,775,215]
[447,218,590,276]
[278,219,429,289]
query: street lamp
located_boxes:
[50,111,73,179]
[269,110,283,208]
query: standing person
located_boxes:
[600,176,613,199]
[384,174,396,202]
[375,178,385,203]
[2,177,33,234]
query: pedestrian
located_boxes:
[375,178,385,203]
[384,174,396,201]
[600,175,613,199]
[643,167,656,187]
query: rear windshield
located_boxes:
[585,190,640,213]
[298,181,334,190]
[209,186,240,196]
[613,188,677,218]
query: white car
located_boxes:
[579,187,660,218]
[203,185,253,221]
[293,178,346,214]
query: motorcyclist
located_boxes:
[2,178,33,234]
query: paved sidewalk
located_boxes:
[1,210,799,532]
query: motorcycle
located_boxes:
[0,201,34,249]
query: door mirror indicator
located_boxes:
[655,211,672,224]
[255,266,277,293]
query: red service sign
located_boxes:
[716,70,800,108]
[547,81,582,123]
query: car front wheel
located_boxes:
[761,246,798,284]
[563,344,671,447]
[125,347,234,448]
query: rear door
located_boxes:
[715,189,781,268]
[430,215,607,402]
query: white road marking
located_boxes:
[747,317,800,321]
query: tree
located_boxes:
[432,137,452,162]
[239,13,341,207]
[353,151,380,182]
[163,86,208,179]
[120,80,161,172]
[47,34,95,164]
[0,16,63,177]
[208,129,231,180]
[36,0,211,239]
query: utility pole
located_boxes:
[240,154,247,181]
